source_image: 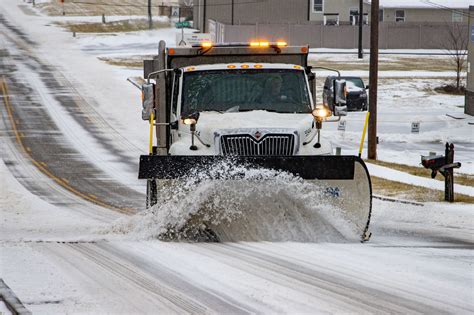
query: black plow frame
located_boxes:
[139,155,365,180]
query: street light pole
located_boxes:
[358,0,363,59]
[368,0,379,160]
[203,0,207,32]
[231,0,234,25]
[148,0,152,30]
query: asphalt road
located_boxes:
[0,12,144,214]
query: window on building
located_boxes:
[350,8,359,25]
[313,0,323,13]
[379,9,384,22]
[395,10,405,22]
[452,11,463,22]
[324,14,339,26]
[350,9,368,25]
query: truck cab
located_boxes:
[170,62,332,156]
[142,41,346,158]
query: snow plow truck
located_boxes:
[136,40,372,241]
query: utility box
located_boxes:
[466,5,474,116]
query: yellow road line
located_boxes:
[1,76,135,214]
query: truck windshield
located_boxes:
[181,69,311,114]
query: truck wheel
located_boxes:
[146,179,158,209]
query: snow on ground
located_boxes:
[47,15,170,24]
[318,76,474,174]
[1,177,473,313]
[367,162,474,196]
[0,301,12,315]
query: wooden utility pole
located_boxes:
[148,0,152,29]
[358,0,363,59]
[368,0,379,159]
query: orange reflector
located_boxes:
[168,48,175,55]
[241,64,249,68]
[293,65,302,69]
[254,64,263,68]
[276,41,288,47]
[186,67,196,72]
[300,47,308,53]
[201,41,213,48]
[227,65,236,69]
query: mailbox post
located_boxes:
[443,143,455,202]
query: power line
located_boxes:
[420,0,472,18]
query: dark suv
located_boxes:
[323,76,368,111]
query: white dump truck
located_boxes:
[136,41,372,241]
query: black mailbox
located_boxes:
[421,155,447,178]
[421,143,461,202]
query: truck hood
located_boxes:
[193,111,315,144]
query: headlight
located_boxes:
[181,112,200,125]
[312,107,331,119]
[182,118,197,125]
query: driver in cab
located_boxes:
[259,75,289,104]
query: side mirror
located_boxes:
[307,71,317,106]
[141,83,155,120]
[333,79,347,106]
[365,85,370,89]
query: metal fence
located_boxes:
[210,20,469,49]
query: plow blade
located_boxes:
[139,155,372,241]
[139,155,364,180]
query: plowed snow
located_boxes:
[107,162,363,242]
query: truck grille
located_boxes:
[220,134,296,156]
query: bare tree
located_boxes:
[441,23,468,90]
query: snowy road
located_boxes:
[0,12,144,213]
[1,1,473,314]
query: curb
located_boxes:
[373,195,424,206]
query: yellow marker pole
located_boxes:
[359,111,370,158]
[149,111,154,154]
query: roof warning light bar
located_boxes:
[192,41,288,49]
